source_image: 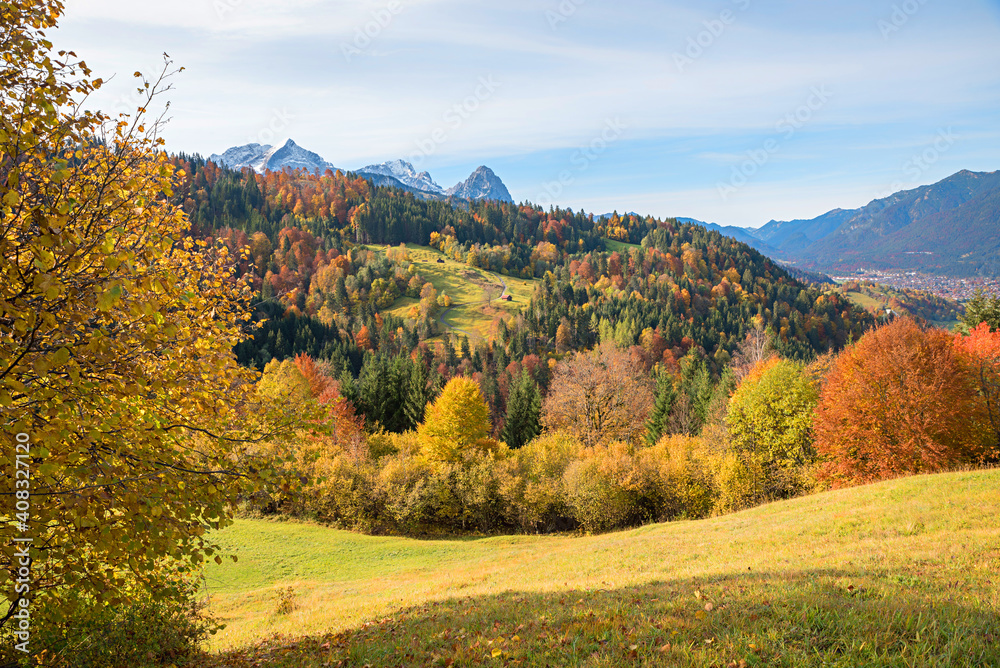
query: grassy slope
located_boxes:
[368,243,537,342]
[604,239,641,253]
[841,287,961,330]
[199,469,1000,667]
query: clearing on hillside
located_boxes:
[199,469,1000,667]
[366,243,537,342]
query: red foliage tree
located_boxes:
[954,322,1000,462]
[355,325,372,351]
[294,353,336,400]
[814,318,982,486]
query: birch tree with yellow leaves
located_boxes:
[0,0,286,638]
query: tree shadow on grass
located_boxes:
[200,566,999,667]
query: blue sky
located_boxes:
[56,0,1000,227]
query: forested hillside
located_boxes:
[164,156,876,436]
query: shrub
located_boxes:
[310,453,382,530]
[645,435,716,519]
[711,450,765,514]
[563,441,663,533]
[563,455,635,533]
[500,432,583,532]
[444,450,511,532]
[16,578,218,668]
[274,586,297,615]
[375,452,436,533]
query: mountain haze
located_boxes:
[682,170,1000,277]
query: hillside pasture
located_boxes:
[199,468,1000,667]
[368,243,537,342]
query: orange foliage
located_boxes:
[814,318,983,486]
[294,353,336,400]
[356,325,372,351]
[954,322,1000,462]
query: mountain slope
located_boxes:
[358,159,444,194]
[676,217,777,253]
[753,208,854,253]
[208,140,515,203]
[446,165,514,203]
[209,139,338,174]
[753,170,1000,276]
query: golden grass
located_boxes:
[198,469,1000,666]
[365,243,538,343]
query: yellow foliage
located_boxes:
[417,377,500,462]
[257,359,312,407]
[0,2,288,631]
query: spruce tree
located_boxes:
[404,360,430,429]
[501,369,542,448]
[645,370,678,445]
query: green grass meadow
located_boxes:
[197,469,1000,666]
[369,243,537,342]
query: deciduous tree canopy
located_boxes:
[814,318,982,486]
[542,341,653,446]
[0,0,278,634]
[418,377,499,462]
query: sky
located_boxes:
[54,0,1000,227]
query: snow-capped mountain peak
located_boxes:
[208,141,514,203]
[209,139,338,174]
[447,165,513,203]
[357,159,444,194]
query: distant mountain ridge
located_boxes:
[209,139,339,175]
[671,170,1000,277]
[742,170,1000,277]
[209,139,514,203]
[358,159,444,194]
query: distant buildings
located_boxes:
[830,270,1000,302]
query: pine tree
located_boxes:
[961,288,1000,332]
[645,370,677,445]
[501,370,542,448]
[404,360,430,428]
